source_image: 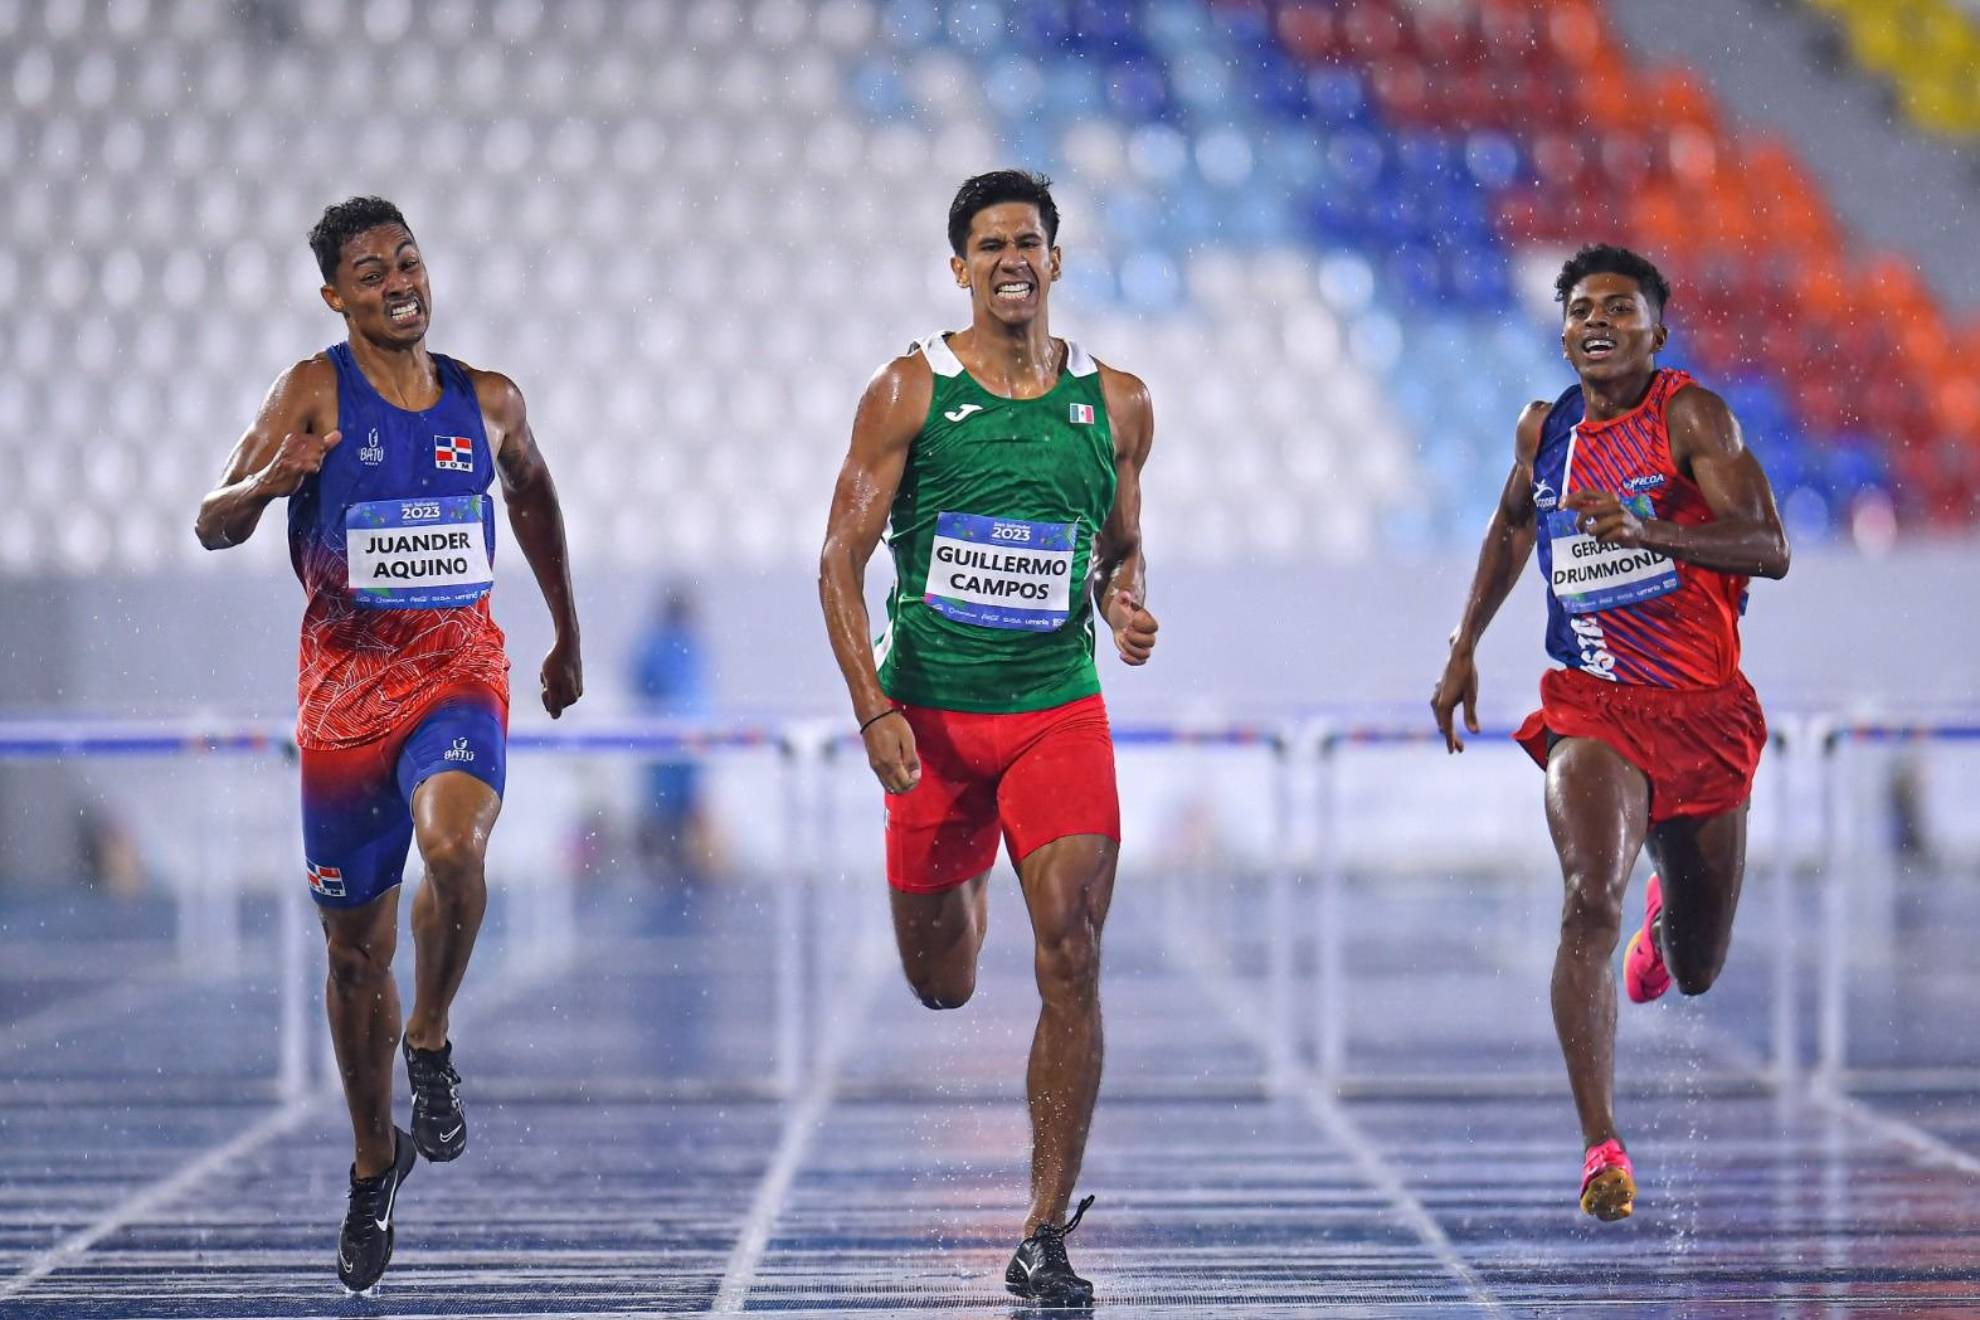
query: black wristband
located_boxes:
[858,708,902,735]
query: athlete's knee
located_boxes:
[1667,945,1727,996]
[1673,966,1719,996]
[418,827,487,889]
[1034,922,1101,1003]
[324,931,394,992]
[904,963,976,1011]
[1558,870,1624,948]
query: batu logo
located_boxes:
[1532,479,1558,511]
[358,428,384,466]
[399,501,442,520]
[444,737,475,763]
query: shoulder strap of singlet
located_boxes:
[915,333,1097,381]
[326,342,365,396]
[1551,382,1585,492]
[430,352,477,402]
[915,333,965,378]
[1653,367,1694,413]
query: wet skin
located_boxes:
[195,221,583,1177]
[1429,269,1789,1160]
[818,198,1157,1238]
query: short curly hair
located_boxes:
[1554,244,1671,320]
[307,196,413,283]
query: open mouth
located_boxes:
[994,281,1034,302]
[1581,335,1616,359]
[388,298,423,326]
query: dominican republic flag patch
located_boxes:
[433,435,474,471]
[306,862,346,898]
[1069,403,1095,425]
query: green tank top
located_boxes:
[875,333,1118,714]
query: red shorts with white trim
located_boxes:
[884,694,1120,894]
[1514,667,1766,824]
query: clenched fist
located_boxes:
[1104,590,1159,666]
[255,429,343,497]
[862,709,920,795]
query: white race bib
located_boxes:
[923,511,1076,632]
[345,494,494,610]
[1545,499,1678,615]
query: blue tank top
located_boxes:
[288,343,498,604]
[286,343,508,748]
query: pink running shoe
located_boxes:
[1580,1139,1636,1221]
[1624,872,1671,1004]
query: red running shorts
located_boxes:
[883,693,1120,894]
[1514,666,1767,824]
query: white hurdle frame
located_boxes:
[1310,720,1799,1089]
[1812,718,1980,1089]
[25,709,1975,1101]
[0,718,801,1101]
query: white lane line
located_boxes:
[710,1082,833,1314]
[711,952,885,1314]
[1165,923,1504,1315]
[0,976,171,1052]
[1811,1083,1980,1178]
[1296,1087,1506,1316]
[1,938,572,1302]
[1671,1004,1980,1178]
[0,1098,318,1301]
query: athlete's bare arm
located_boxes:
[1092,364,1158,666]
[471,367,583,718]
[820,354,932,794]
[1563,386,1790,580]
[1431,400,1548,753]
[194,357,339,550]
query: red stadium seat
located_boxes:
[1414,10,1483,69]
[1368,57,1432,127]
[1597,131,1656,188]
[1273,3,1341,63]
[1342,0,1410,63]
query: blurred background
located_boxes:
[2,0,1977,885]
[3,2,1980,1310]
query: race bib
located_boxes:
[345,494,493,610]
[923,511,1076,631]
[1546,496,1678,614]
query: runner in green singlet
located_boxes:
[819,171,1158,1308]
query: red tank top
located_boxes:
[1550,369,1747,689]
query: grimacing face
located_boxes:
[952,201,1060,327]
[1561,271,1666,383]
[322,224,431,347]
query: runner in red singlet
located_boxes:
[1430,245,1790,1222]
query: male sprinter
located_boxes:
[1430,245,1788,1221]
[819,171,1157,1307]
[195,197,581,1291]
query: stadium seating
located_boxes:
[1203,0,1976,530]
[0,0,1969,579]
[1804,0,1980,138]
